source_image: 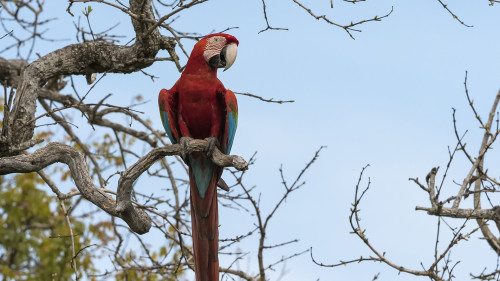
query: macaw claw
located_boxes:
[179,137,194,161]
[204,137,220,158]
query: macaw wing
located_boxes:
[221,89,238,154]
[158,88,180,144]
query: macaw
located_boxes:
[158,33,239,281]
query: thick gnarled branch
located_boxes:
[0,139,248,234]
[115,138,248,216]
[0,0,176,155]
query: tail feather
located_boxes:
[189,153,220,281]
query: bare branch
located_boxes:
[0,0,176,154]
[435,0,473,27]
[292,0,393,39]
[258,0,288,34]
[234,91,294,104]
[415,205,500,221]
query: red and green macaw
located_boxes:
[158,33,239,281]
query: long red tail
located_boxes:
[189,160,220,281]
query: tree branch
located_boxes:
[0,0,176,155]
[415,205,500,221]
[0,139,248,234]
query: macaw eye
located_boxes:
[214,38,218,42]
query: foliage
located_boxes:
[0,173,93,281]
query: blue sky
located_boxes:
[4,0,500,280]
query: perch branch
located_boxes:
[0,139,248,234]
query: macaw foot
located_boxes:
[217,178,230,191]
[204,137,220,158]
[179,137,194,161]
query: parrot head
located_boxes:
[185,33,239,74]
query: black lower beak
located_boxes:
[208,45,228,68]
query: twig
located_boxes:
[435,0,473,27]
[60,201,79,280]
[258,0,288,33]
[292,0,393,39]
[234,92,294,104]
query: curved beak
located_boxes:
[208,42,238,71]
[223,42,238,71]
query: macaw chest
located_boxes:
[177,81,224,139]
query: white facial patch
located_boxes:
[203,36,227,62]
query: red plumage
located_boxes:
[159,33,239,281]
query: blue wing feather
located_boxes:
[159,88,179,144]
[224,90,238,154]
[162,111,177,144]
[227,112,237,154]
